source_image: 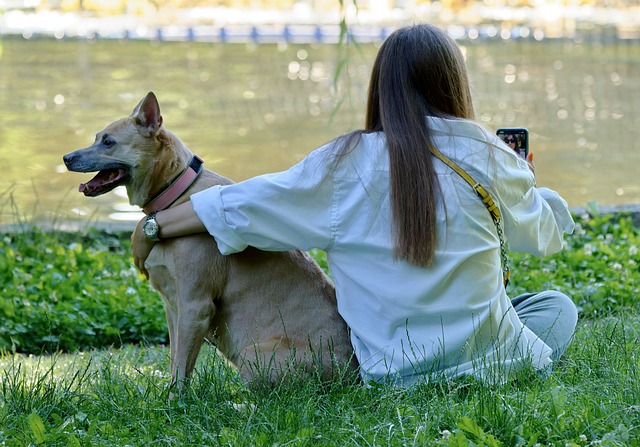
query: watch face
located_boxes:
[144,219,158,237]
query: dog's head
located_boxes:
[62,91,167,205]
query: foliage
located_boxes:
[2,212,640,354]
[1,213,640,445]
[0,228,167,353]
[509,212,640,318]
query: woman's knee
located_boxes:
[512,290,578,361]
[513,290,577,326]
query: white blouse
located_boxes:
[191,116,574,386]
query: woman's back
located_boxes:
[324,117,559,385]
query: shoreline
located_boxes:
[2,5,640,42]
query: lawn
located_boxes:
[1,212,639,446]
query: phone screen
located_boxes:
[497,128,529,159]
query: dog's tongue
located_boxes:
[79,168,126,196]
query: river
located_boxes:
[0,34,638,226]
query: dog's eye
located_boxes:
[101,135,116,148]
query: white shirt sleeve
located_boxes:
[501,186,574,256]
[490,153,575,257]
[190,146,335,255]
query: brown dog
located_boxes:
[63,92,356,390]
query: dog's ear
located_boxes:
[132,91,164,137]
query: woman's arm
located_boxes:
[497,152,574,256]
[132,200,206,278]
[132,144,336,277]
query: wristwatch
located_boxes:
[143,212,161,242]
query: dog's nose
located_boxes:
[63,153,75,165]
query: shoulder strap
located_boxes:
[429,146,511,287]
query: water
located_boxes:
[0,35,639,226]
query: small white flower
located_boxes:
[231,402,257,413]
[579,434,588,442]
[440,429,451,440]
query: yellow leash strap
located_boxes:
[429,146,511,287]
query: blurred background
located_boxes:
[0,0,639,227]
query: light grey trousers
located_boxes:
[511,291,578,362]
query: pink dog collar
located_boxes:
[142,155,204,214]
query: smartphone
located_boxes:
[497,127,529,159]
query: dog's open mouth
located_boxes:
[79,168,128,197]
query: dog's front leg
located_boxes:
[164,304,178,379]
[172,296,216,390]
[147,265,210,394]
[147,266,182,384]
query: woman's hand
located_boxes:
[526,152,536,175]
[130,201,209,279]
[132,216,156,280]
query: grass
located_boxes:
[1,318,639,446]
[1,212,640,445]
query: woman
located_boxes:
[132,24,577,386]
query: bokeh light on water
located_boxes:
[0,3,638,225]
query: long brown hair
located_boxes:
[339,24,475,267]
